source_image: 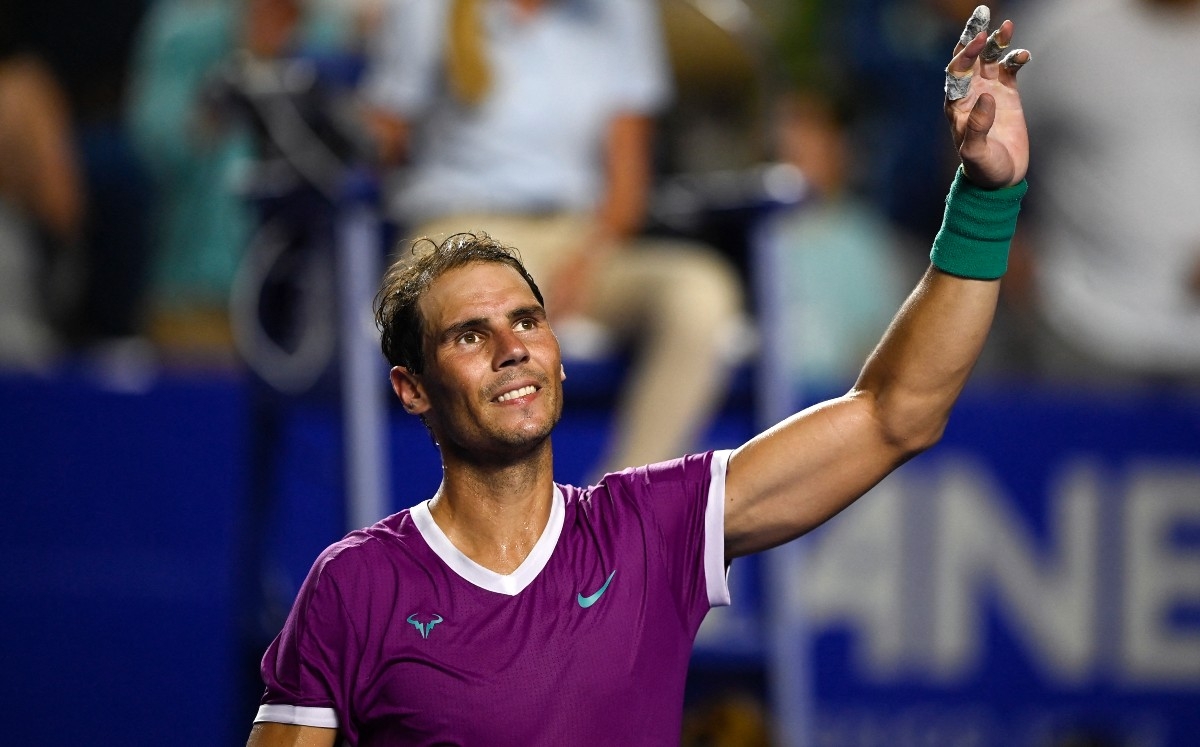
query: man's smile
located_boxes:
[495,384,538,403]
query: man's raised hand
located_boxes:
[944,5,1031,189]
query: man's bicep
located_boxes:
[723,392,904,558]
[246,722,338,747]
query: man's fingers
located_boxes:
[945,30,986,100]
[945,68,974,101]
[1003,48,1032,73]
[955,5,991,54]
[998,48,1032,84]
[947,15,1026,100]
[948,31,986,76]
[977,19,1014,81]
[980,28,1008,63]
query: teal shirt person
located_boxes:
[125,0,355,352]
[126,0,253,334]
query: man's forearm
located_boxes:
[853,170,1026,453]
[853,266,1000,455]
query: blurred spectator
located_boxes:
[1017,0,1200,385]
[125,0,259,366]
[756,89,919,397]
[125,0,365,367]
[0,12,85,370]
[18,0,155,356]
[360,0,749,474]
[775,0,1012,244]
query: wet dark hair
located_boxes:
[374,231,545,374]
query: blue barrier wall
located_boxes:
[0,372,249,747]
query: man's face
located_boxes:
[396,261,564,460]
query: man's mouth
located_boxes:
[495,385,537,403]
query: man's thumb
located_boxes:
[961,93,996,157]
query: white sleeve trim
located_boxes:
[254,704,339,729]
[704,450,733,607]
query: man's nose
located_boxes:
[494,328,530,369]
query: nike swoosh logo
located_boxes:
[577,570,616,608]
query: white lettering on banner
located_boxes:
[795,457,1200,686]
[798,477,907,677]
[931,460,1098,683]
[1122,463,1200,685]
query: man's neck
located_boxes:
[428,444,556,575]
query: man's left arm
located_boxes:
[723,6,1031,559]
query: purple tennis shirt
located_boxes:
[255,450,733,746]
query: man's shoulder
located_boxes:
[604,451,720,487]
[572,451,724,508]
[310,508,423,577]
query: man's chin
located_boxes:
[436,404,562,462]
[487,411,560,453]
[498,419,556,449]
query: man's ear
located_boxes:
[391,366,430,415]
[560,363,566,382]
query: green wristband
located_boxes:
[929,168,1028,280]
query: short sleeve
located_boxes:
[608,0,672,113]
[255,544,363,731]
[359,0,448,115]
[604,450,732,633]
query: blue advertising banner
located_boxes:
[764,388,1200,747]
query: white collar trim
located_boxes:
[410,486,565,596]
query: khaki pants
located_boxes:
[412,214,747,475]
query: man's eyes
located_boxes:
[455,319,538,344]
